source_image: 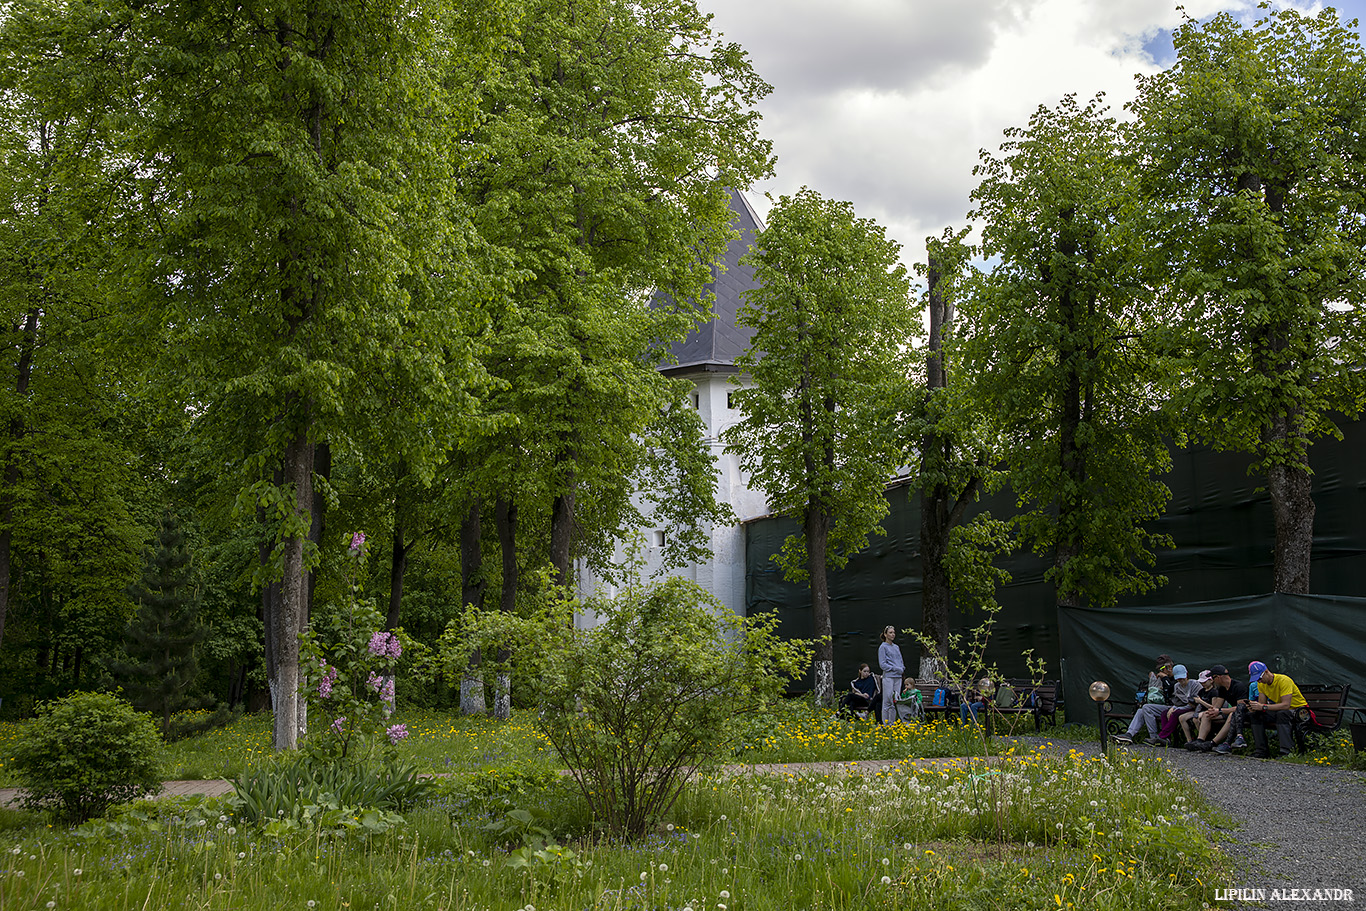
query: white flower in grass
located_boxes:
[717,905,727,911]
[214,873,222,880]
[73,869,81,876]
[1089,800,1098,807]
[307,902,316,909]
[47,903,55,909]
[882,857,890,866]
[15,871,24,877]
[881,876,892,885]
[8,848,18,855]
[903,843,912,851]
[720,891,730,899]
[659,863,668,872]
[794,853,802,861]
[227,827,236,835]
[237,852,246,860]
[481,860,490,867]
[641,872,649,882]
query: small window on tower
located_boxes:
[727,391,736,410]
[653,530,667,547]
[690,392,700,409]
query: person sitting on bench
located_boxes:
[1245,660,1307,759]
[841,663,880,720]
[1184,664,1247,752]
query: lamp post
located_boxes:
[1090,681,1111,758]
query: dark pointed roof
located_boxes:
[660,190,764,377]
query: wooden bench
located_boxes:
[1292,684,1352,753]
[994,679,1060,731]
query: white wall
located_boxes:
[576,371,769,621]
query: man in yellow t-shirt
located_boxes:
[1246,661,1306,758]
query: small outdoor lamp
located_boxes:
[1089,681,1111,757]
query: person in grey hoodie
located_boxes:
[1152,664,1203,746]
[877,625,905,725]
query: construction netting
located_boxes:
[745,417,1366,720]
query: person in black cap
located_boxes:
[1184,664,1247,752]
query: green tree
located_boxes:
[460,0,772,596]
[141,0,497,749]
[959,95,1171,609]
[0,0,151,677]
[109,512,208,737]
[1130,7,1366,593]
[723,188,915,706]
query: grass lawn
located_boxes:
[0,701,1250,909]
[0,740,1227,910]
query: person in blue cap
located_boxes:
[1245,660,1307,758]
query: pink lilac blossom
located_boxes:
[386,724,409,744]
[331,716,347,734]
[367,672,384,693]
[318,663,338,698]
[350,531,366,552]
[381,678,395,705]
[367,631,402,660]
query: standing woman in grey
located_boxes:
[878,625,905,724]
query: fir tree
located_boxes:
[111,512,207,737]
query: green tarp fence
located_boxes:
[1058,594,1366,724]
[746,415,1366,708]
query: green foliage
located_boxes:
[961,94,1172,608]
[531,576,811,838]
[11,691,162,823]
[108,512,209,736]
[228,752,429,833]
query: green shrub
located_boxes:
[536,577,811,838]
[11,691,162,823]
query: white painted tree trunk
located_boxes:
[493,673,511,720]
[919,656,944,683]
[460,675,486,715]
[814,659,834,708]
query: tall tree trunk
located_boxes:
[1052,219,1086,610]
[460,501,487,715]
[496,497,518,615]
[806,501,834,707]
[919,250,952,679]
[1266,420,1314,593]
[0,306,40,649]
[259,466,283,714]
[493,497,517,720]
[274,429,314,751]
[305,442,329,624]
[549,485,575,591]
[387,504,407,631]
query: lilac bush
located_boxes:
[299,532,409,761]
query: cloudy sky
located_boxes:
[698,0,1366,271]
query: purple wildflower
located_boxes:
[331,716,347,734]
[350,531,366,552]
[368,672,384,693]
[386,724,409,744]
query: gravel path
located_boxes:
[1024,738,1366,909]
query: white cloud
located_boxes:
[701,0,1358,268]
